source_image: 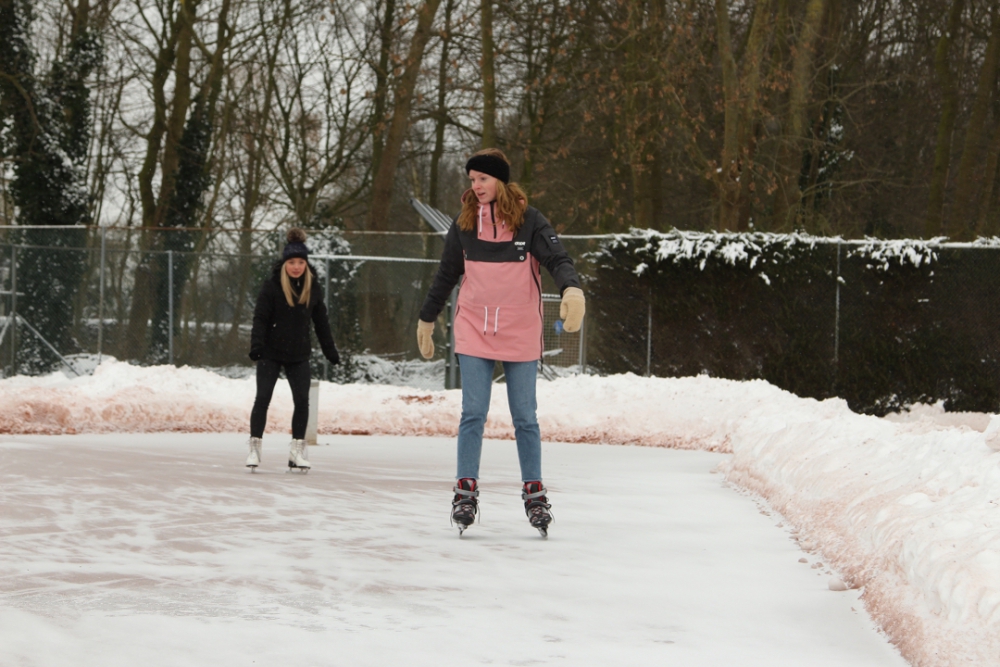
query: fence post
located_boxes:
[98,225,106,365]
[306,379,319,445]
[646,286,652,377]
[834,243,841,363]
[168,249,174,365]
[10,245,16,375]
[833,241,841,390]
[324,257,330,382]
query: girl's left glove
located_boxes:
[325,348,340,366]
[560,287,585,333]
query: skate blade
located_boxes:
[247,465,258,473]
[536,526,548,539]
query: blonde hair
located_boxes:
[458,148,528,233]
[280,262,312,307]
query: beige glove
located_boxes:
[417,320,435,359]
[560,287,585,333]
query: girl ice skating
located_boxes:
[246,228,340,472]
[416,148,585,536]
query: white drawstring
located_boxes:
[478,205,483,234]
[481,307,501,335]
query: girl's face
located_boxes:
[469,170,499,204]
[285,257,306,279]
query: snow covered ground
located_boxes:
[1,360,999,666]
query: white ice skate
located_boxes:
[288,438,311,472]
[246,437,262,471]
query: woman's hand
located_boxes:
[249,348,263,361]
[417,320,435,359]
[560,287,585,333]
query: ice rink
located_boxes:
[0,433,907,666]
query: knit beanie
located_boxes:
[282,227,309,261]
[465,152,510,184]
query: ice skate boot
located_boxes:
[288,438,311,472]
[246,437,262,471]
[522,481,552,538]
[451,478,479,536]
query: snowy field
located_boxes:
[1,361,999,666]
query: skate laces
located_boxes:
[522,482,552,524]
[451,478,480,525]
[452,478,479,505]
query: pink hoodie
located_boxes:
[419,200,580,363]
[452,203,544,362]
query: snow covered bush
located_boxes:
[588,229,1000,415]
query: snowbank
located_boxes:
[2,361,999,666]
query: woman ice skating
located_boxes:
[246,227,339,472]
[416,148,585,537]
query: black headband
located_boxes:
[465,154,510,184]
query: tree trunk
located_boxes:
[366,0,443,231]
[976,119,1000,235]
[715,0,740,231]
[363,0,442,355]
[773,0,827,229]
[429,0,455,209]
[371,0,397,176]
[123,0,199,361]
[949,7,1000,239]
[481,0,497,148]
[924,0,966,238]
[717,0,771,231]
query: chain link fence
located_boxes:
[0,226,591,389]
[2,225,996,415]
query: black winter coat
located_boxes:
[250,261,339,364]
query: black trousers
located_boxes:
[250,358,311,439]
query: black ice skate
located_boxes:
[451,478,479,536]
[522,481,552,538]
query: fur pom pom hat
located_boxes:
[282,227,309,261]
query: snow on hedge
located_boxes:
[598,228,1000,275]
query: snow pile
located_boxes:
[2,362,999,666]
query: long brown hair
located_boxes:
[280,261,312,307]
[457,148,528,233]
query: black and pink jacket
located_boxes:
[419,202,580,362]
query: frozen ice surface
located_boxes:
[0,433,906,667]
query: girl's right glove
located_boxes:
[416,320,435,359]
[560,287,585,332]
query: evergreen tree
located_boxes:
[0,0,100,373]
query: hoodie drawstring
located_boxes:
[482,306,501,336]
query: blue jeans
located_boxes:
[456,354,542,482]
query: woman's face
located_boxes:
[285,257,306,279]
[469,170,499,204]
